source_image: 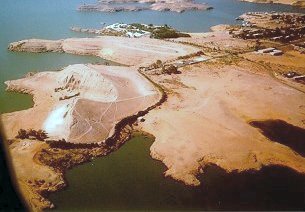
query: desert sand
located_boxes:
[137,22,305,185]
[2,64,160,143]
[139,59,305,185]
[172,29,257,55]
[9,140,64,210]
[8,37,198,66]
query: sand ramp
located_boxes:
[1,64,160,143]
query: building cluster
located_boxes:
[282,71,305,85]
[256,47,283,56]
[269,13,305,25]
[71,24,152,38]
[232,26,305,42]
[233,12,305,43]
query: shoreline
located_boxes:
[3,64,166,210]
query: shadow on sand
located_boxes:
[249,119,305,157]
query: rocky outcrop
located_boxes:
[8,39,63,53]
[78,0,212,13]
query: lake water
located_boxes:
[48,134,305,211]
[1,0,305,210]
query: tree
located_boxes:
[36,129,48,141]
[28,128,36,137]
[16,129,28,139]
[162,65,179,75]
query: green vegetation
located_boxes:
[161,64,180,75]
[152,27,190,39]
[46,139,100,149]
[130,23,191,39]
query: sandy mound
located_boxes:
[1,64,159,143]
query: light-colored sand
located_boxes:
[1,64,160,143]
[9,140,64,210]
[139,60,305,185]
[173,30,257,55]
[9,37,199,66]
[241,48,305,92]
[242,49,305,73]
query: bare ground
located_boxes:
[139,58,305,185]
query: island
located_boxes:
[78,0,213,13]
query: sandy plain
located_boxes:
[140,59,305,185]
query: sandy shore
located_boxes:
[8,37,199,66]
[9,140,64,210]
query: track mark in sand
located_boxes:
[71,125,93,141]
[70,108,92,141]
[119,43,183,55]
[69,93,156,142]
[99,102,113,121]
